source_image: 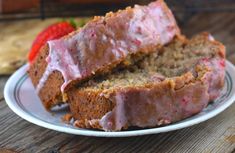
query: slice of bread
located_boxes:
[67,33,225,131]
[28,0,180,110]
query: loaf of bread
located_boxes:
[28,0,226,132]
[67,33,225,131]
[28,0,180,109]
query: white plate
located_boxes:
[4,61,235,137]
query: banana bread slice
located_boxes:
[67,33,225,131]
[28,0,180,110]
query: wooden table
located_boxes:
[0,12,235,153]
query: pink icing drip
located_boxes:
[36,65,53,94]
[36,40,81,93]
[99,94,127,131]
[36,0,179,94]
[208,34,215,41]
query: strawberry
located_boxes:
[28,21,76,63]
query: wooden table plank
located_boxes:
[0,76,9,101]
[0,98,234,153]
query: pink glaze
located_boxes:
[36,40,81,93]
[100,94,127,130]
[36,0,180,93]
[98,58,225,131]
[200,58,225,101]
[208,34,215,41]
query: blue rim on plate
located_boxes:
[4,61,235,137]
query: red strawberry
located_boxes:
[28,21,75,63]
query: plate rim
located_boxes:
[4,61,235,137]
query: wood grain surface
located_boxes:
[0,12,235,153]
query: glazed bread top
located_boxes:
[34,0,180,94]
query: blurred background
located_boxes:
[0,0,235,74]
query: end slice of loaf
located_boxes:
[28,0,180,110]
[67,33,225,131]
